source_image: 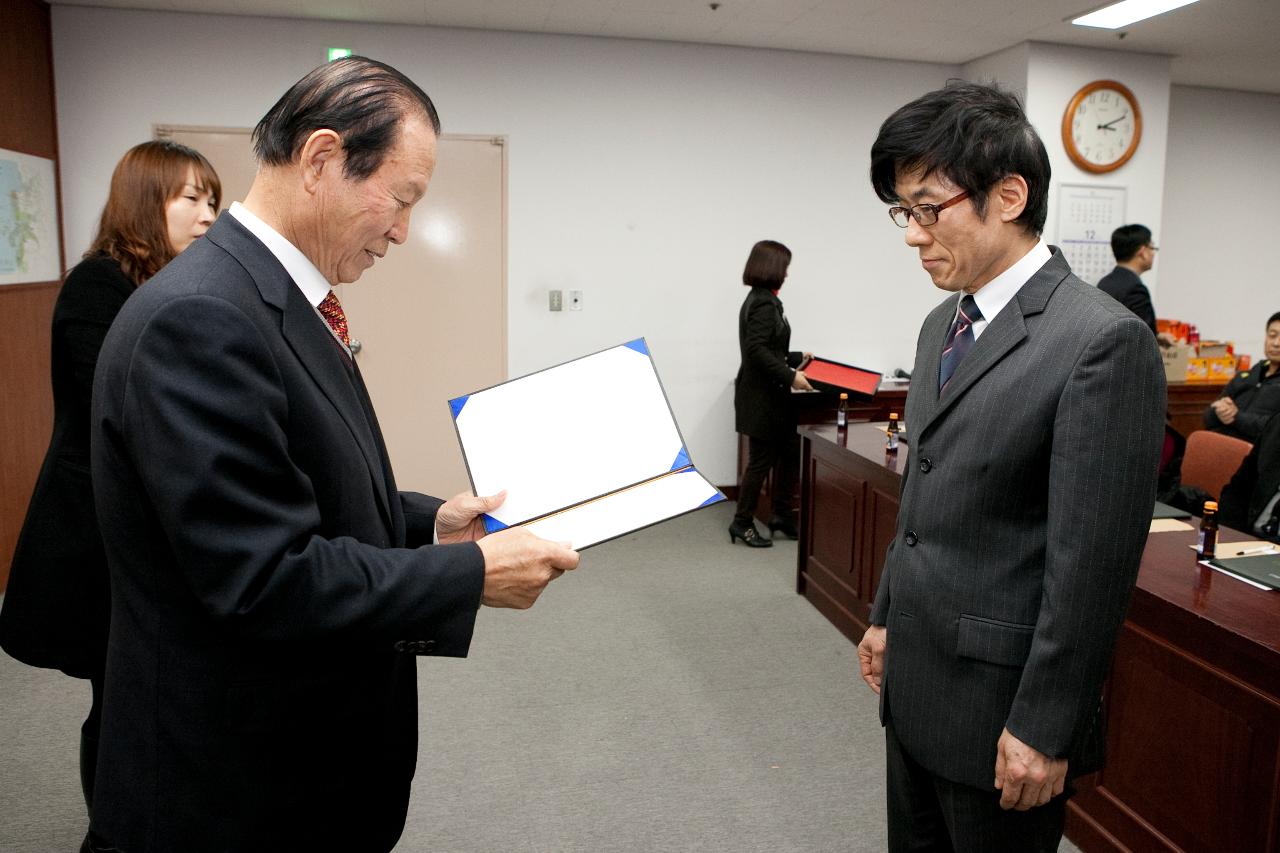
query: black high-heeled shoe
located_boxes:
[768,516,799,540]
[728,523,773,547]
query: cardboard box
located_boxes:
[1187,356,1235,382]
[1207,356,1236,381]
[1197,340,1232,358]
[1161,343,1192,382]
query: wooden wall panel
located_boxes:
[0,0,62,590]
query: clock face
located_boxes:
[1063,81,1142,174]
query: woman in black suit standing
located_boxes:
[0,140,219,824]
[730,240,812,547]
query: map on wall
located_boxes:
[0,147,61,286]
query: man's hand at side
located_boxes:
[857,625,887,694]
[476,527,579,609]
[994,728,1067,811]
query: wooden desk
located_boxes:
[1167,379,1227,438]
[795,426,1280,851]
[736,386,906,523]
[1066,526,1280,853]
[795,423,902,643]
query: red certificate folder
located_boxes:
[803,357,882,397]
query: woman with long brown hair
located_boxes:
[0,140,219,839]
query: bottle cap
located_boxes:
[889,413,899,420]
[839,392,848,400]
[1204,500,1218,511]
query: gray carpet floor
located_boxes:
[1,502,1081,851]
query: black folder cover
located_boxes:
[1207,553,1280,589]
[1152,501,1191,519]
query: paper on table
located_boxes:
[1216,541,1280,558]
[524,468,720,550]
[1150,518,1194,533]
[1185,540,1279,555]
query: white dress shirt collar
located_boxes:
[966,239,1051,340]
[228,202,332,309]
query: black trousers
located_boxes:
[885,723,1068,853]
[81,670,105,813]
[733,432,800,527]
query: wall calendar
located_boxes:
[1056,184,1126,285]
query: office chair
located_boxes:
[1180,430,1254,500]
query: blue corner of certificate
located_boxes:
[623,338,649,356]
[670,446,691,471]
[699,493,726,508]
[482,514,508,534]
[449,396,469,419]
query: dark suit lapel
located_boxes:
[205,215,396,533]
[915,249,1070,437]
[349,361,405,545]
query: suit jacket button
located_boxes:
[904,530,918,546]
[413,640,428,653]
[393,640,407,652]
[919,457,932,473]
[422,640,436,651]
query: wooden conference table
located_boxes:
[796,422,1280,853]
[738,379,1221,521]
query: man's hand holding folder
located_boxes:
[437,490,579,609]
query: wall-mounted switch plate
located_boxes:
[549,290,563,311]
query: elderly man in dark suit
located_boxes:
[856,81,1165,852]
[88,57,578,853]
[1097,224,1159,334]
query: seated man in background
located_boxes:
[1097,224,1158,335]
[1220,412,1280,542]
[1204,311,1280,442]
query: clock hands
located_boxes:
[1095,112,1129,131]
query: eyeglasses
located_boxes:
[889,190,971,228]
[1147,244,1159,252]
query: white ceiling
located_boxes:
[52,0,1280,95]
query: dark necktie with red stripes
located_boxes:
[939,294,982,392]
[318,290,350,350]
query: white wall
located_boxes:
[1159,85,1280,361]
[963,43,1029,100]
[1024,43,1172,296]
[52,6,958,486]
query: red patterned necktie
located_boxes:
[318,290,350,349]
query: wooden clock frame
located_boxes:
[1061,79,1143,174]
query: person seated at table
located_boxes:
[1203,311,1280,442]
[1219,412,1280,543]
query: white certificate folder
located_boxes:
[449,339,726,549]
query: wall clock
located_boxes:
[1062,80,1143,174]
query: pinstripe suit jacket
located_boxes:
[868,248,1165,790]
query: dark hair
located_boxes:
[1268,312,1280,328]
[869,80,1050,235]
[88,140,221,286]
[742,240,792,289]
[252,56,441,181]
[1111,224,1152,262]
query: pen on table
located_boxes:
[1237,545,1278,556]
